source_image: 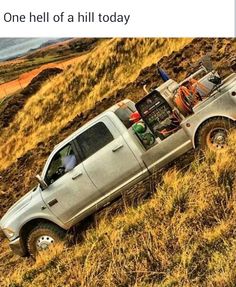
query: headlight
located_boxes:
[2,228,15,239]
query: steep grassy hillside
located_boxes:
[1,135,236,287]
[0,38,236,287]
[0,38,190,170]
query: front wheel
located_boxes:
[27,223,66,257]
[196,118,234,151]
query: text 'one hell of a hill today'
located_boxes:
[3,12,131,25]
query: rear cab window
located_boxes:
[114,102,136,129]
[75,122,114,160]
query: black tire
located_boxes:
[196,118,234,151]
[27,222,66,257]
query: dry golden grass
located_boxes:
[1,132,236,287]
[0,38,191,170]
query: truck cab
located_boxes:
[39,100,148,227]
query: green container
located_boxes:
[133,122,146,134]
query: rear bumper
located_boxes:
[9,237,27,257]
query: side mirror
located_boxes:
[36,174,48,190]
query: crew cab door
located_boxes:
[41,143,100,224]
[74,116,143,195]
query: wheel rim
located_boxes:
[206,127,228,150]
[36,235,55,251]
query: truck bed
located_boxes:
[142,128,192,173]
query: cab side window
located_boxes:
[45,144,77,185]
[76,122,114,160]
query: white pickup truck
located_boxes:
[1,60,236,257]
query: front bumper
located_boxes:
[9,237,27,257]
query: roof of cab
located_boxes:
[53,99,132,150]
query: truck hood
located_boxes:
[0,186,37,228]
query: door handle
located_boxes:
[48,199,58,207]
[112,144,124,152]
[72,171,83,180]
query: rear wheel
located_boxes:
[196,118,234,151]
[27,223,65,257]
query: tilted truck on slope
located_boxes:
[1,58,236,257]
